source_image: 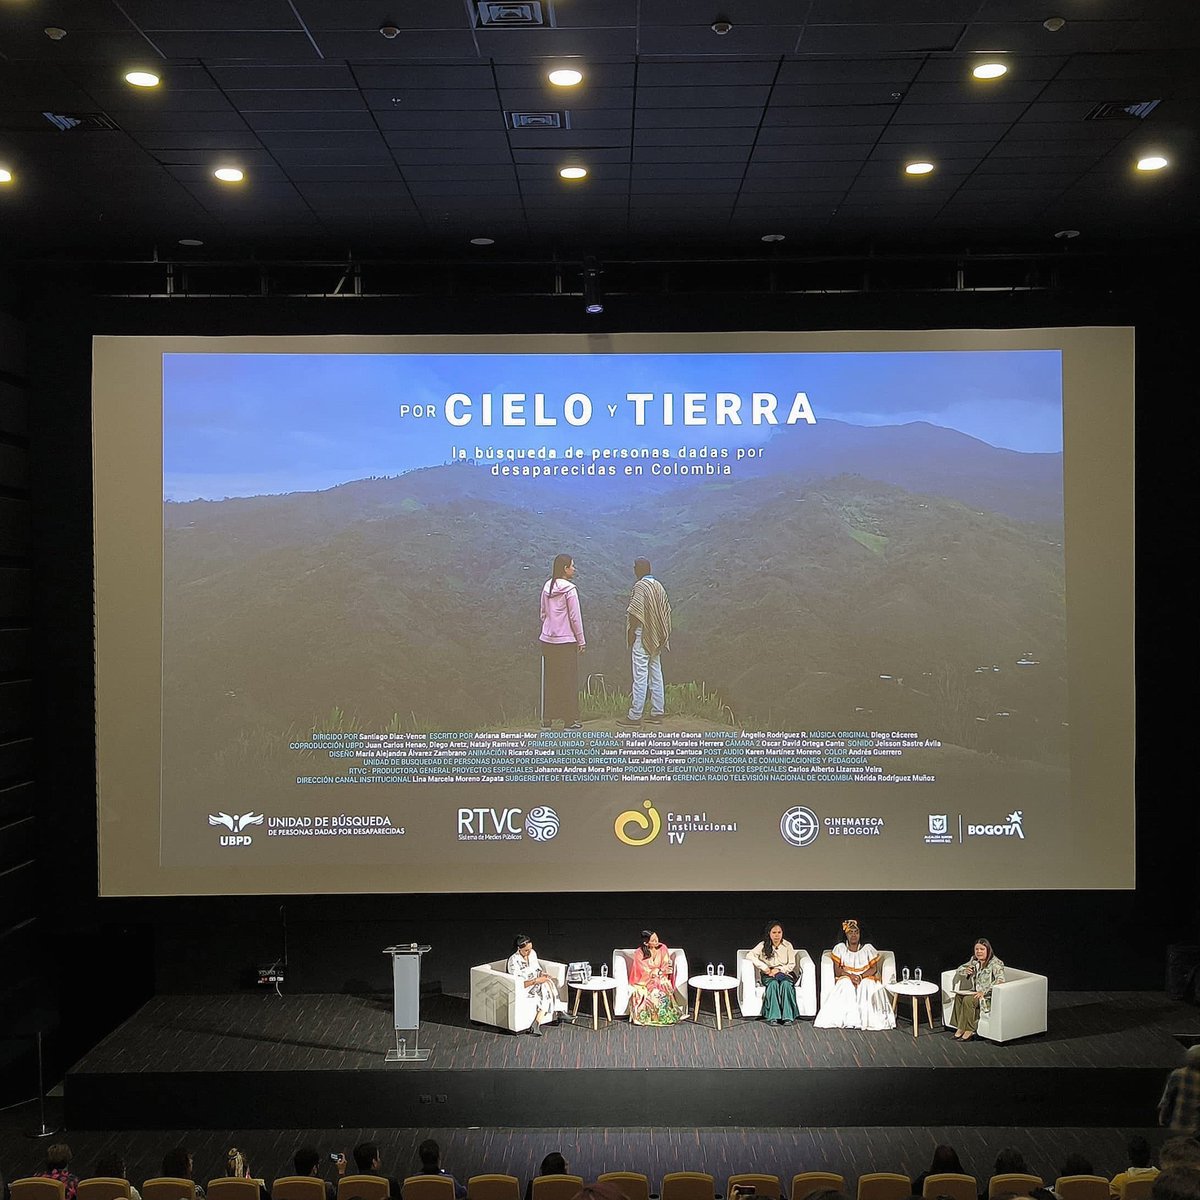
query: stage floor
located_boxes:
[65,990,1200,1130]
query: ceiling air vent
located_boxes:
[475,2,551,28]
[43,110,120,132]
[507,111,571,129]
[1084,100,1161,121]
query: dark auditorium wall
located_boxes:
[0,278,41,1106]
[20,261,1197,1072]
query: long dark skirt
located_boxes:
[762,973,800,1021]
[540,641,579,722]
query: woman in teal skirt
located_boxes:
[748,920,801,1026]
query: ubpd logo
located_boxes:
[615,800,662,846]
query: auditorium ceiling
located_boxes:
[0,0,1197,263]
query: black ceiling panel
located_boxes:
[353,64,496,90]
[635,107,762,128]
[108,110,248,133]
[226,89,366,112]
[208,64,358,89]
[637,27,803,56]
[633,61,777,87]
[290,0,475,30]
[147,32,321,59]
[776,59,922,84]
[798,25,965,54]
[120,1,301,30]
[958,22,1127,53]
[640,1,813,23]
[0,2,1195,259]
[132,131,263,151]
[363,88,497,111]
[0,30,168,60]
[312,32,481,59]
[475,28,637,59]
[242,110,379,132]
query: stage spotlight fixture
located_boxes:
[125,70,160,87]
[582,256,604,315]
[1136,155,1168,171]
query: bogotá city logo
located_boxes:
[967,810,1025,839]
[780,805,820,848]
[208,811,264,847]
[615,800,662,847]
[925,813,953,845]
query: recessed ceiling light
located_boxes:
[125,70,160,87]
[1054,229,1080,240]
[213,166,244,182]
[1136,155,1168,171]
[1043,16,1066,31]
[559,166,588,180]
[973,63,1008,80]
[470,237,495,246]
[905,161,935,175]
[761,233,785,243]
[548,68,583,87]
[43,26,67,41]
[178,238,204,247]
[0,168,13,184]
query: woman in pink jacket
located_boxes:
[539,553,586,729]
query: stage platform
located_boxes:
[65,990,1200,1131]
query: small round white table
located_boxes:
[688,974,739,1030]
[885,978,940,1038]
[569,977,617,1029]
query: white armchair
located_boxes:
[940,965,1048,1042]
[819,948,897,1005]
[736,948,817,1018]
[469,958,568,1032]
[611,947,689,1017]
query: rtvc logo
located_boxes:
[457,806,559,842]
[780,806,820,848]
[208,811,264,847]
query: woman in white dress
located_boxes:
[814,918,896,1030]
[507,934,558,1037]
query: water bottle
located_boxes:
[914,967,922,983]
[902,967,910,983]
[716,963,725,976]
[706,962,715,977]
